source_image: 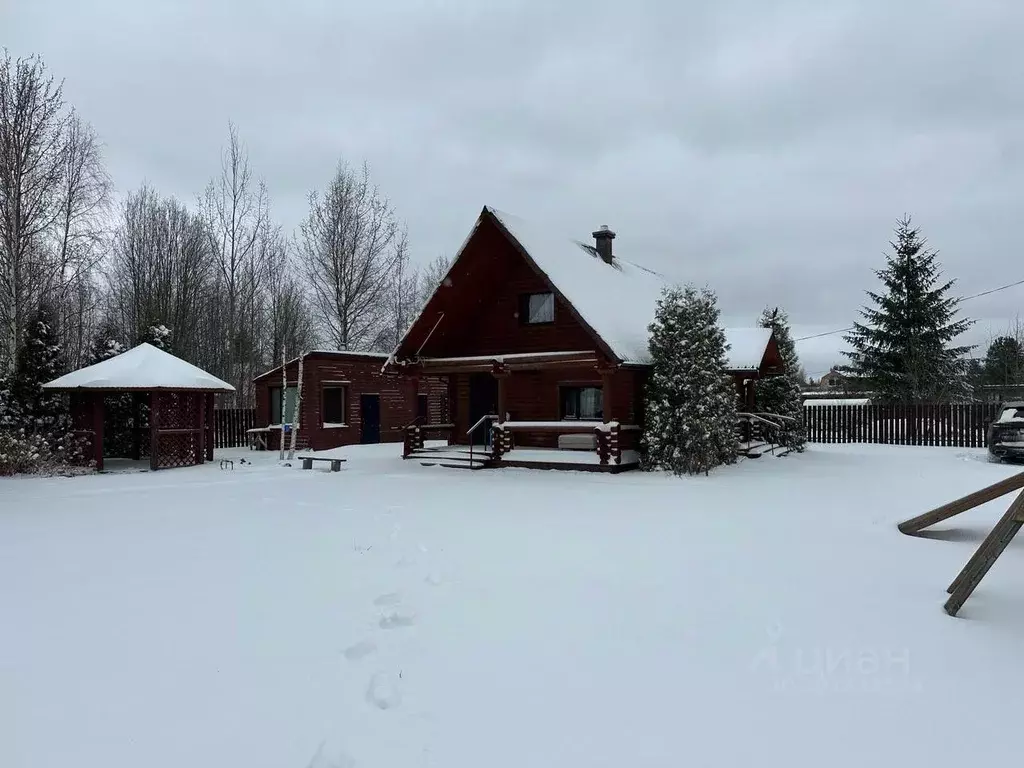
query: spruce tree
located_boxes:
[981,336,1024,387]
[13,303,69,434]
[138,322,173,352]
[642,284,738,476]
[87,321,127,365]
[757,307,807,452]
[841,216,973,403]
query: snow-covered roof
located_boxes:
[803,398,871,407]
[42,343,235,392]
[254,349,393,381]
[486,208,771,370]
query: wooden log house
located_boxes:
[384,206,783,471]
[252,351,448,452]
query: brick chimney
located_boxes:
[592,225,616,264]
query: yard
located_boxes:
[2,443,1023,767]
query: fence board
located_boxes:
[803,402,1001,449]
[214,408,255,449]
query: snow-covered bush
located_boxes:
[0,428,92,476]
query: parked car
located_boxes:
[987,401,1024,462]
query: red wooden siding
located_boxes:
[449,367,644,447]
[397,215,603,360]
[253,353,446,451]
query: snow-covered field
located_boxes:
[3,443,1024,768]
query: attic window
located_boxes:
[520,292,554,325]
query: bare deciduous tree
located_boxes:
[264,230,316,368]
[300,161,403,351]
[106,185,210,358]
[200,123,271,403]
[418,253,452,307]
[0,51,71,371]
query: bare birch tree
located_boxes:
[299,161,403,351]
[105,185,210,358]
[418,253,452,307]
[199,123,271,404]
[264,230,316,368]
[50,116,111,367]
[0,51,71,371]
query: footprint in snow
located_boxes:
[379,612,416,629]
[307,741,356,768]
[365,671,402,710]
[373,592,402,607]
[342,640,377,661]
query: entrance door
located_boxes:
[360,394,381,444]
[467,373,498,445]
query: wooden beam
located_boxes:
[944,489,1024,616]
[150,392,160,471]
[205,393,215,461]
[897,471,1024,534]
[91,393,104,472]
[195,393,205,465]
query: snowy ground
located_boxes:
[2,443,1024,768]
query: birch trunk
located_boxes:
[287,352,304,460]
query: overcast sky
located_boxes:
[7,0,1023,376]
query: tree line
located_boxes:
[0,50,450,411]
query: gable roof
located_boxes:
[42,343,235,392]
[397,206,773,371]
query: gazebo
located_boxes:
[42,343,235,471]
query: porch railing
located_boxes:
[403,422,455,458]
[492,421,641,466]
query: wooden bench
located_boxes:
[298,456,347,472]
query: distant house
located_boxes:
[382,206,783,471]
[252,351,447,452]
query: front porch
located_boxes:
[404,420,642,471]
[392,351,643,471]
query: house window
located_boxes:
[520,292,554,324]
[560,386,603,420]
[828,378,837,386]
[270,385,298,424]
[322,385,348,426]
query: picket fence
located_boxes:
[803,403,1002,448]
[214,408,256,449]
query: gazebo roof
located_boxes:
[42,343,235,392]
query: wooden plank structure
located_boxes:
[897,471,1024,616]
[43,343,234,471]
[804,402,1000,448]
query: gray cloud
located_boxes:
[7,0,1023,377]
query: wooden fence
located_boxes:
[803,403,1001,448]
[214,408,256,449]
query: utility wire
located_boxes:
[794,275,1024,342]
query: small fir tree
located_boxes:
[642,284,738,476]
[138,322,173,352]
[13,303,69,434]
[87,321,127,365]
[757,307,807,452]
[841,216,973,403]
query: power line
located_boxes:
[794,275,1024,343]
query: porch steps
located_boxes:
[409,447,492,470]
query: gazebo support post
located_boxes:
[149,392,160,471]
[91,393,105,471]
[205,393,215,462]
[195,393,205,464]
[131,393,143,461]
